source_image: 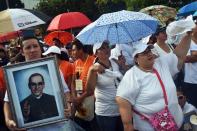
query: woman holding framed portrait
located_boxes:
[3,36,72,131]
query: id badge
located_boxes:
[75,79,83,91]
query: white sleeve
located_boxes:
[116,68,140,105]
[59,70,70,93]
[4,91,9,102]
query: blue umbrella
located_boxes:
[177,1,197,17]
[76,10,158,45]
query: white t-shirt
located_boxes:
[95,59,123,116]
[117,53,183,131]
[154,43,173,56]
[183,102,197,114]
[4,70,69,131]
[184,40,197,84]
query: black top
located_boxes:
[20,93,58,123]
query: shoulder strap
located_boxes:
[153,68,168,105]
[168,44,175,51]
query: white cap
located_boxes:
[93,40,109,54]
[132,35,152,57]
[42,46,61,56]
[110,46,121,60]
[93,43,102,54]
[132,44,153,57]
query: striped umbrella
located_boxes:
[0,8,50,34]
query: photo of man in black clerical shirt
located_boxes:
[20,73,58,123]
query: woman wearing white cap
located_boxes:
[116,32,192,131]
[85,40,124,131]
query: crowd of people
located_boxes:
[0,10,197,131]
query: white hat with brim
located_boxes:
[42,46,61,56]
[93,43,103,55]
[93,40,110,54]
[132,35,153,57]
[132,44,148,57]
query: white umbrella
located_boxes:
[0,8,50,34]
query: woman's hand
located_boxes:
[64,103,72,118]
[6,120,26,131]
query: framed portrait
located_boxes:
[3,56,66,129]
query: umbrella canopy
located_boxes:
[0,31,22,43]
[47,12,91,31]
[177,1,197,17]
[76,10,158,45]
[140,5,176,26]
[44,31,73,46]
[0,8,50,34]
[194,11,197,19]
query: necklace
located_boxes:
[97,60,111,69]
[138,66,153,72]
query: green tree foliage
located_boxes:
[36,0,196,20]
[125,0,197,11]
[36,0,99,21]
[96,0,126,15]
[36,0,126,21]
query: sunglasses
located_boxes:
[178,95,184,100]
[138,48,152,56]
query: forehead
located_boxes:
[177,91,183,95]
[31,75,42,81]
[99,42,109,48]
[35,29,40,32]
[22,39,39,46]
[72,44,77,50]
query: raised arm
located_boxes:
[173,32,192,70]
[116,96,134,131]
[85,65,100,95]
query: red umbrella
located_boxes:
[0,31,22,43]
[47,12,91,31]
[44,31,73,46]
